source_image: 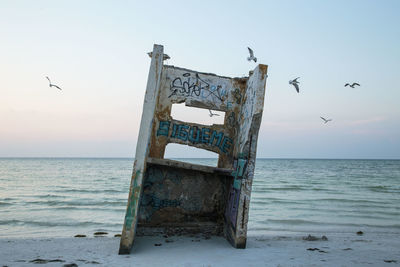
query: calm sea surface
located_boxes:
[0,158,399,238]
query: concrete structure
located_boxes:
[119,44,268,254]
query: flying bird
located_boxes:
[320,117,332,124]
[46,77,62,90]
[344,82,360,88]
[289,77,300,93]
[208,110,220,117]
[147,52,170,60]
[247,47,257,62]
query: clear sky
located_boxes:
[1,0,399,158]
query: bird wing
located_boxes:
[344,83,350,87]
[293,77,300,82]
[52,84,62,90]
[353,83,360,86]
[247,47,254,57]
[46,76,51,83]
[320,116,327,122]
[293,83,299,93]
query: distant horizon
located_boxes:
[1,156,399,160]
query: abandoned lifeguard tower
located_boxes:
[119,44,268,254]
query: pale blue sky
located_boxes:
[1,0,399,158]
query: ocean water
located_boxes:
[0,158,399,238]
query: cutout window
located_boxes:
[164,143,218,167]
[171,103,225,126]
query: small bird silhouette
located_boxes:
[247,47,257,62]
[289,77,300,93]
[46,76,62,90]
[344,82,360,88]
[320,117,332,124]
[208,110,220,117]
[147,52,170,60]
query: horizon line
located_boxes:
[0,157,399,160]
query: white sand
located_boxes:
[1,232,399,266]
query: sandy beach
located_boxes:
[1,232,399,266]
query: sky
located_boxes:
[1,0,399,159]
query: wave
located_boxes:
[304,198,389,204]
[251,200,304,205]
[53,206,126,212]
[54,189,123,194]
[253,186,334,192]
[37,194,68,199]
[366,185,399,193]
[262,219,400,229]
[27,200,127,207]
[0,197,15,201]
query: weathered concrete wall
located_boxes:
[149,65,248,168]
[225,65,268,248]
[136,162,230,236]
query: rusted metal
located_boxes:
[119,44,268,254]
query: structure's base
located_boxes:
[118,246,131,255]
[136,222,224,237]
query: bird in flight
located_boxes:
[46,77,62,90]
[289,77,300,93]
[247,47,257,62]
[208,110,220,117]
[320,117,332,124]
[344,82,360,88]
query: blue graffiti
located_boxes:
[156,120,233,154]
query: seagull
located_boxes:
[147,52,170,60]
[289,77,300,93]
[247,47,257,62]
[208,110,220,117]
[46,76,62,90]
[345,82,360,88]
[320,117,332,124]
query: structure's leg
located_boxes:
[119,44,164,254]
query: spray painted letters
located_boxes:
[157,120,233,154]
[169,72,228,103]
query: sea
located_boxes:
[0,158,399,238]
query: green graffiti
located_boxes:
[124,170,141,229]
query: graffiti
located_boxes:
[157,120,233,154]
[139,168,183,221]
[141,194,181,211]
[169,72,227,103]
[227,112,236,127]
[225,186,240,228]
[232,88,242,104]
[231,158,247,190]
[227,101,233,109]
[239,81,256,148]
[225,157,248,229]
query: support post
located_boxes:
[119,44,164,254]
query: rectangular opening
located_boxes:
[171,103,225,126]
[164,143,218,167]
